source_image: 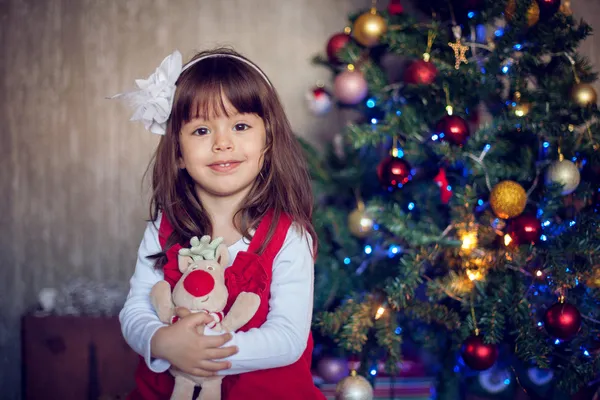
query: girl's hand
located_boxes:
[151,308,238,377]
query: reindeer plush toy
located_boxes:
[150,235,260,400]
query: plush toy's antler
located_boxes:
[178,235,224,261]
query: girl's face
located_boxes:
[178,96,267,202]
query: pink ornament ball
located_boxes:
[316,357,350,383]
[334,70,368,105]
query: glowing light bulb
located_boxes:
[461,232,478,250]
[467,269,483,281]
[375,306,385,320]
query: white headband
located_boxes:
[110,50,271,135]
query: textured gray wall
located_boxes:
[1,0,599,399]
[0,0,370,398]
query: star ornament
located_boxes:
[448,39,469,70]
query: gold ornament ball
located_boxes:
[571,83,598,107]
[587,266,600,288]
[560,0,573,16]
[490,180,527,219]
[335,373,374,400]
[348,206,374,238]
[545,160,581,195]
[353,10,387,47]
[505,0,540,27]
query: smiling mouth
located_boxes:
[208,161,242,173]
[200,296,209,303]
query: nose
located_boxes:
[183,270,215,297]
[212,132,234,152]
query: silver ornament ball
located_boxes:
[305,86,332,116]
[335,373,373,400]
[545,160,581,195]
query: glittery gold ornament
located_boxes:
[335,371,374,400]
[505,0,540,27]
[490,180,527,219]
[545,159,581,195]
[353,9,387,47]
[571,83,598,107]
[348,202,374,238]
[448,38,469,70]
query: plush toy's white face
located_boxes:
[173,244,230,312]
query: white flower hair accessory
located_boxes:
[111,50,183,135]
[110,49,272,135]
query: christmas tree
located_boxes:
[304,0,600,398]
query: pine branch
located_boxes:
[374,312,403,375]
[366,200,461,247]
[403,299,462,331]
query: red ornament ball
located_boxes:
[404,60,438,85]
[334,70,368,105]
[461,335,498,371]
[544,302,582,339]
[377,156,412,189]
[388,0,404,15]
[326,32,351,64]
[507,214,542,245]
[435,115,470,146]
[536,0,561,19]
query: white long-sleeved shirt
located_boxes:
[119,214,314,375]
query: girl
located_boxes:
[115,48,325,399]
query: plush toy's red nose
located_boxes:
[183,270,215,297]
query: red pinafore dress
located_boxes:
[128,210,326,399]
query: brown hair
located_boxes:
[146,48,317,268]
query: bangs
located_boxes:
[170,56,268,128]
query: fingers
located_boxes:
[175,307,192,318]
[175,310,222,330]
[173,365,217,378]
[205,345,239,360]
[190,369,217,378]
[195,359,232,372]
[177,358,233,377]
[202,332,234,347]
[182,311,215,327]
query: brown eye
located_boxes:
[193,127,210,136]
[233,123,250,131]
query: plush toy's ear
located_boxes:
[215,244,229,268]
[178,254,194,274]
